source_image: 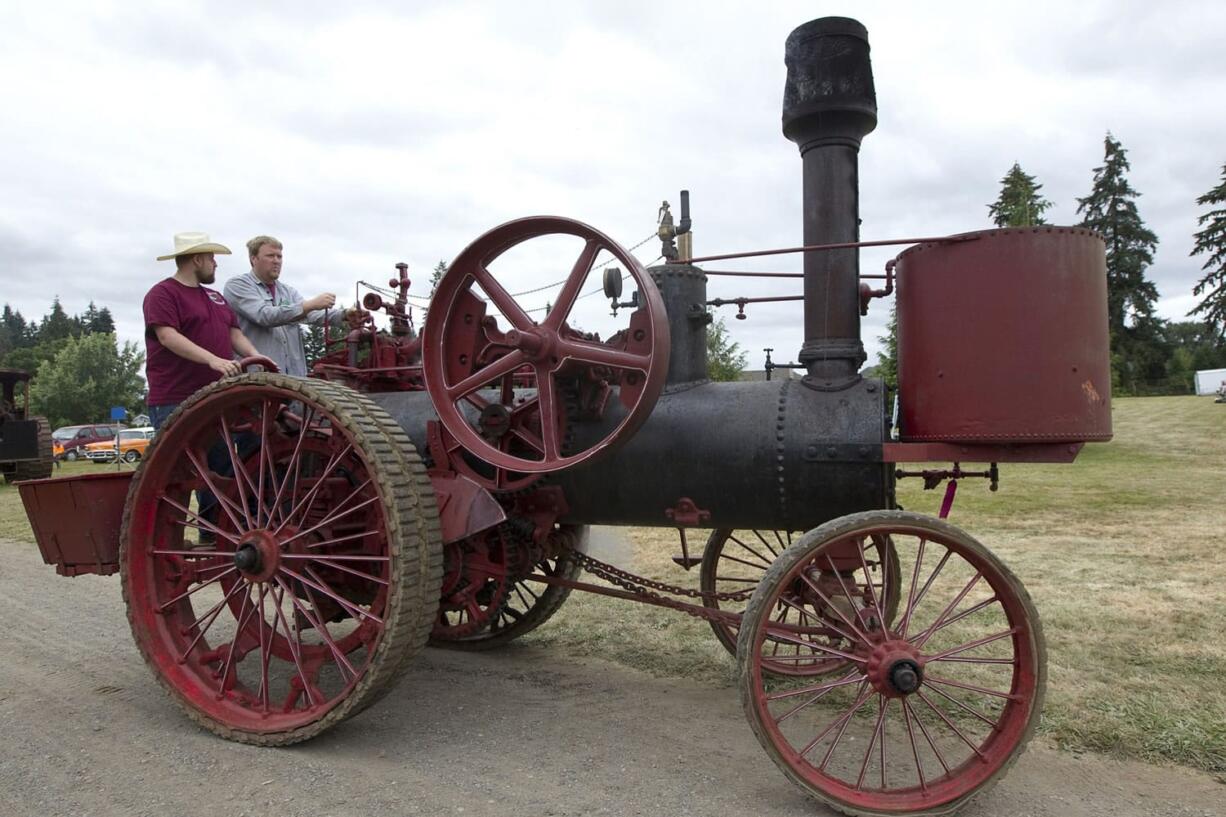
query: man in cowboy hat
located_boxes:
[143,231,260,430]
[223,235,352,377]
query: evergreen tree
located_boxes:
[429,260,449,297]
[38,297,77,343]
[875,303,898,392]
[91,306,116,335]
[303,323,326,368]
[1076,133,1161,392]
[2,305,32,349]
[706,317,747,381]
[1189,163,1226,339]
[987,162,1052,227]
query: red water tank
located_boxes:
[896,227,1112,444]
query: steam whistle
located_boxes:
[657,190,692,261]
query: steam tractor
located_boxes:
[17,17,1112,816]
[1,369,54,483]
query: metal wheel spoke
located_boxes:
[774,670,862,723]
[301,527,383,551]
[855,536,888,632]
[279,564,384,626]
[471,265,535,331]
[159,566,237,610]
[276,577,358,681]
[535,375,561,460]
[901,549,952,638]
[184,448,246,534]
[776,593,861,645]
[753,529,780,557]
[269,405,315,529]
[924,674,1020,702]
[292,555,389,587]
[760,624,865,664]
[280,485,378,547]
[925,626,1019,662]
[855,695,888,790]
[544,238,600,329]
[915,690,989,759]
[446,350,526,403]
[256,585,272,712]
[923,681,1002,729]
[898,537,926,639]
[908,698,951,776]
[273,443,354,534]
[765,672,864,702]
[255,400,272,527]
[558,338,651,372]
[801,568,873,646]
[815,683,874,767]
[220,415,260,530]
[218,588,257,697]
[919,595,1000,642]
[912,571,984,649]
[157,495,239,545]
[729,534,774,566]
[178,580,249,661]
[717,553,770,573]
[269,583,319,709]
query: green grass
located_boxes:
[2,396,1224,773]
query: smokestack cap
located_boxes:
[782,17,878,152]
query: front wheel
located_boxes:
[738,511,1045,817]
[65,449,79,462]
[123,449,141,463]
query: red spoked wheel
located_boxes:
[701,529,899,677]
[120,374,441,744]
[432,525,588,651]
[738,511,1045,816]
[422,216,669,475]
[430,527,513,640]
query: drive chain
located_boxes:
[567,551,755,625]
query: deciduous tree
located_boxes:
[707,316,747,381]
[29,333,145,428]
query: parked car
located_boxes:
[51,424,123,461]
[85,427,155,464]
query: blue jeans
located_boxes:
[148,403,178,431]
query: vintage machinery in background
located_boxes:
[17,17,1112,816]
[0,368,53,483]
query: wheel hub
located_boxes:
[864,639,924,698]
[233,529,281,583]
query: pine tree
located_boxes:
[92,306,116,335]
[38,297,77,343]
[2,305,32,349]
[1076,133,1161,392]
[1189,163,1226,339]
[987,162,1052,227]
[429,260,449,297]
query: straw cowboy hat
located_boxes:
[156,232,232,261]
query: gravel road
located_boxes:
[1,538,1222,817]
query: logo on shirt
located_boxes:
[207,290,227,305]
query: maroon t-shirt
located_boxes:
[143,277,239,405]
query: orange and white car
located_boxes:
[85,426,155,464]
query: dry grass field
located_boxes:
[1,395,1223,774]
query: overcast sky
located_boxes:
[2,0,1223,374]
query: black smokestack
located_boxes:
[782,17,877,387]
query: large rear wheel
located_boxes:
[121,374,441,744]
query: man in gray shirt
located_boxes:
[223,235,351,376]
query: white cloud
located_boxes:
[1,0,1222,380]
